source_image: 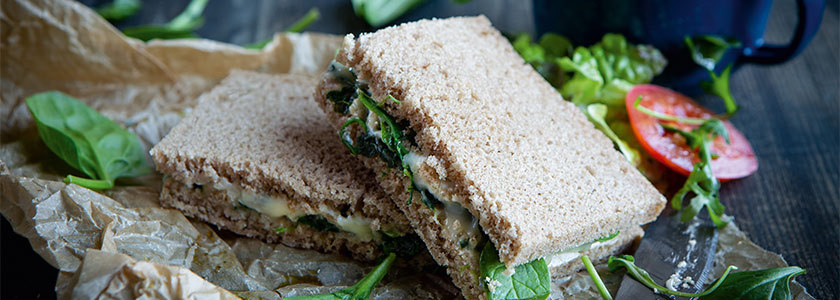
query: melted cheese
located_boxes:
[219,185,377,242]
[547,235,623,268]
[404,152,483,251]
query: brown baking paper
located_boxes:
[0,0,812,299]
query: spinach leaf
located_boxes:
[283,253,396,300]
[297,215,340,232]
[698,267,806,300]
[480,242,550,300]
[608,255,737,298]
[328,71,430,210]
[351,0,426,27]
[25,91,150,190]
[122,0,207,41]
[326,87,358,114]
[685,36,741,116]
[96,0,141,21]
[380,233,424,258]
[245,7,321,49]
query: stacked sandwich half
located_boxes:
[152,16,665,300]
[312,16,665,300]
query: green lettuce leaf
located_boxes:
[557,33,666,106]
[480,242,550,300]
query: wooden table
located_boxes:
[4,0,837,299]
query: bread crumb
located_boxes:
[484,277,503,293]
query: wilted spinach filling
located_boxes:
[297,214,340,232]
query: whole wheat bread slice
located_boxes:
[151,70,413,261]
[313,16,666,299]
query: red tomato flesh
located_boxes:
[626,84,758,180]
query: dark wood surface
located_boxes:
[3,0,838,299]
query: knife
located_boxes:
[614,209,719,300]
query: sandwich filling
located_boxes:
[183,178,423,257]
[324,60,624,298]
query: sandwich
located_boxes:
[151,70,424,262]
[313,16,666,299]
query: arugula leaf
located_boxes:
[698,267,806,300]
[663,119,732,228]
[96,0,141,21]
[585,104,640,165]
[122,0,208,41]
[479,242,551,300]
[351,0,426,27]
[245,7,321,49]
[608,255,737,298]
[25,91,150,190]
[581,255,612,300]
[685,36,740,116]
[684,36,741,72]
[701,65,738,115]
[632,94,732,227]
[283,253,396,300]
[633,96,707,125]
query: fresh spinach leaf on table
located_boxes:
[351,0,426,27]
[698,267,806,300]
[121,0,208,41]
[245,7,321,49]
[96,0,141,21]
[25,91,149,190]
[283,253,396,300]
[608,255,805,300]
[479,242,551,300]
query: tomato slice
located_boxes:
[626,84,757,180]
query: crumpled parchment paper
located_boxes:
[0,0,813,299]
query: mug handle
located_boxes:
[738,0,825,65]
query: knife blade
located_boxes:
[614,210,719,299]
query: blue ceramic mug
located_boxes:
[533,0,825,93]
